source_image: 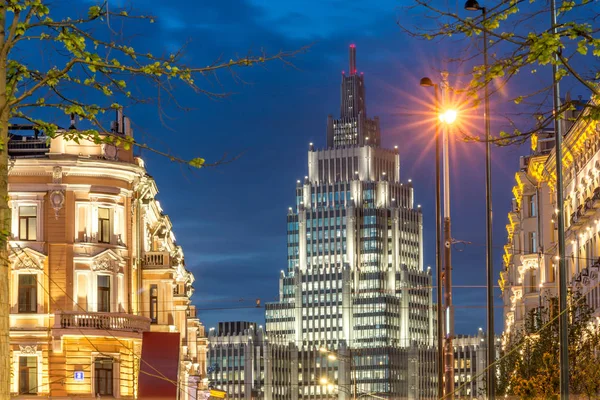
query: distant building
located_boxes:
[452,330,501,399]
[7,113,207,399]
[207,322,297,400]
[265,45,436,399]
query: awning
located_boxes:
[138,332,181,399]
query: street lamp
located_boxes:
[419,76,444,400]
[439,109,457,125]
[464,1,495,398]
[420,73,456,399]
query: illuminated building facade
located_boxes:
[7,114,207,398]
[207,322,298,400]
[501,96,600,339]
[265,46,436,399]
[451,331,500,399]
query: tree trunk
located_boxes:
[0,2,11,397]
[0,112,10,400]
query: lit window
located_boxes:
[98,208,111,244]
[19,206,37,241]
[97,275,110,312]
[94,357,113,396]
[18,274,37,313]
[19,356,37,394]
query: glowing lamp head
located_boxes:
[439,109,457,124]
[319,377,329,385]
[327,354,337,361]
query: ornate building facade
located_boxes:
[8,115,207,398]
[501,96,600,338]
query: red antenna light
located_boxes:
[350,43,356,48]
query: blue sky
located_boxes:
[72,0,586,335]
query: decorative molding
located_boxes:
[19,345,38,354]
[49,190,65,219]
[103,144,118,161]
[13,256,43,271]
[520,254,540,270]
[10,247,47,271]
[52,166,63,184]
[92,255,119,273]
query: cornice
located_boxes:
[9,157,146,183]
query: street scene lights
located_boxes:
[319,377,387,400]
[319,347,356,400]
[439,109,458,125]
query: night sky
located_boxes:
[77,0,585,335]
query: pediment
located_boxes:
[9,246,47,270]
[74,248,126,273]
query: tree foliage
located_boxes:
[1,0,305,167]
[496,293,600,399]
[400,0,600,145]
[0,1,306,398]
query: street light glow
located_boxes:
[328,354,337,361]
[319,377,329,385]
[319,347,328,353]
[439,109,457,124]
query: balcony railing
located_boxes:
[56,311,150,333]
[143,251,171,268]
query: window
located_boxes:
[530,271,537,293]
[18,274,37,313]
[94,357,113,396]
[150,285,158,324]
[97,275,110,312]
[18,206,37,241]
[529,194,537,217]
[529,231,538,253]
[19,356,37,394]
[98,207,111,243]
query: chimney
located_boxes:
[69,113,76,130]
[349,44,356,76]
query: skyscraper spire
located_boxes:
[326,45,381,147]
[349,44,357,75]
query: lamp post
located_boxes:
[319,347,356,400]
[419,76,444,400]
[463,2,495,398]
[549,0,569,395]
[420,73,456,399]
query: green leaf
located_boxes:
[189,158,205,168]
[88,5,102,19]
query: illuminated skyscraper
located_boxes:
[266,46,436,400]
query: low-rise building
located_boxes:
[8,113,206,398]
[501,95,599,338]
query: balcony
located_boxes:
[143,251,171,268]
[55,311,150,334]
[571,206,585,227]
[584,197,595,216]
